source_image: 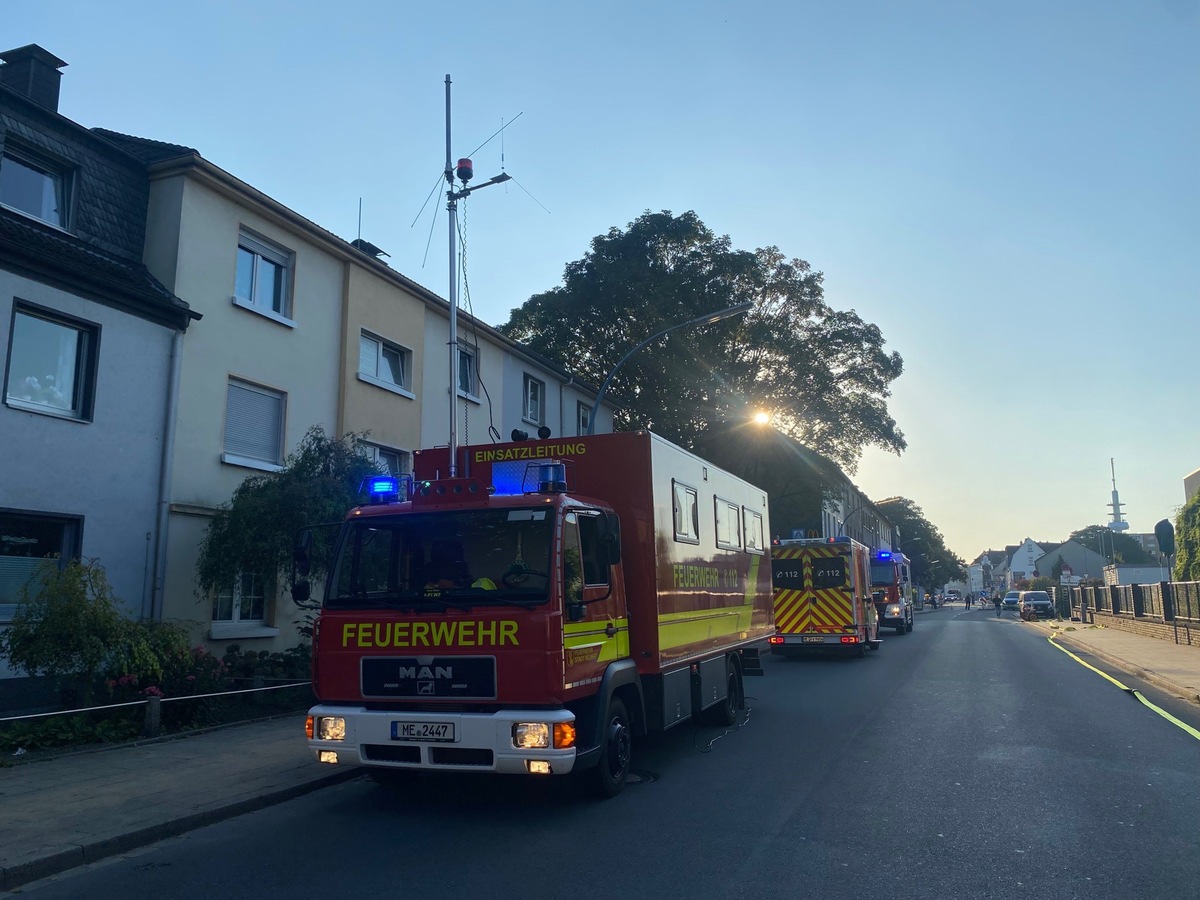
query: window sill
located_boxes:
[221,452,284,473]
[4,397,90,423]
[357,372,415,399]
[456,390,481,405]
[209,623,281,640]
[521,416,544,428]
[0,201,71,233]
[231,296,296,329]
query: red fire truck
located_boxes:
[298,431,774,796]
[870,550,914,634]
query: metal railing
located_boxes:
[0,679,310,741]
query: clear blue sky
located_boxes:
[9,0,1198,560]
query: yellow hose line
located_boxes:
[1047,634,1200,742]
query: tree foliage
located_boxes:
[874,497,965,590]
[499,210,905,471]
[196,426,383,599]
[0,558,175,703]
[1176,494,1200,581]
[1068,525,1154,565]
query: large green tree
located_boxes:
[874,497,965,591]
[1068,525,1154,565]
[499,210,905,472]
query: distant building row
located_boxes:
[966,533,1170,596]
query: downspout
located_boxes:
[149,328,184,622]
[559,375,574,436]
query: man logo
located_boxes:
[398,665,453,679]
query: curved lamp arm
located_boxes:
[586,302,753,435]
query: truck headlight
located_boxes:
[888,605,901,615]
[316,716,346,741]
[513,722,551,749]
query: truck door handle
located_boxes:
[605,623,617,637]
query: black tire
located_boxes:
[896,624,906,635]
[703,662,741,727]
[592,697,632,798]
[856,641,866,658]
[907,618,914,632]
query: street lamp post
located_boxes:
[586,302,753,435]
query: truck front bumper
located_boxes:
[307,705,579,776]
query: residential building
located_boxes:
[1033,540,1106,583]
[2,44,611,665]
[0,47,197,696]
[1005,538,1058,587]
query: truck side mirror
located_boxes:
[567,601,586,623]
[292,580,312,605]
[293,528,312,577]
[602,512,622,565]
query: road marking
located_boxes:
[1047,634,1200,741]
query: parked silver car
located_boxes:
[1019,590,1055,618]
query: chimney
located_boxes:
[0,45,68,112]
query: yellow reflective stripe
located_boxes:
[657,604,758,649]
[744,553,761,606]
[564,618,630,661]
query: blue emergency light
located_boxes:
[366,475,401,502]
[876,551,892,561]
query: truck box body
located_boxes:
[768,537,878,656]
[306,431,772,792]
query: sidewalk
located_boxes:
[0,713,360,891]
[2,618,1199,892]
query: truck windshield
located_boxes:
[870,563,897,586]
[326,507,554,610]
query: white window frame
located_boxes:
[714,497,742,551]
[672,481,700,545]
[743,507,766,555]
[4,302,98,422]
[522,374,545,425]
[576,402,592,436]
[362,442,411,477]
[0,146,71,230]
[222,377,286,471]
[357,330,414,398]
[457,344,478,400]
[210,571,279,640]
[232,229,295,326]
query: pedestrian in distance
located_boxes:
[993,595,1002,617]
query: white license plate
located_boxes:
[392,721,455,742]
[801,635,825,643]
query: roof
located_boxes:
[0,210,197,330]
[86,130,602,394]
[91,128,197,164]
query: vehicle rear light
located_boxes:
[840,636,859,644]
[768,635,784,645]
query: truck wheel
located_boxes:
[896,625,906,635]
[856,641,866,658]
[907,618,914,632]
[593,697,632,798]
[703,662,741,727]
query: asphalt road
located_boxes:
[12,609,1200,900]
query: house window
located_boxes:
[523,374,545,425]
[577,402,591,436]
[212,572,267,626]
[223,378,285,469]
[5,303,98,420]
[363,443,411,477]
[457,345,477,397]
[233,230,292,319]
[0,510,81,622]
[0,148,70,228]
[358,331,412,394]
[672,481,700,545]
